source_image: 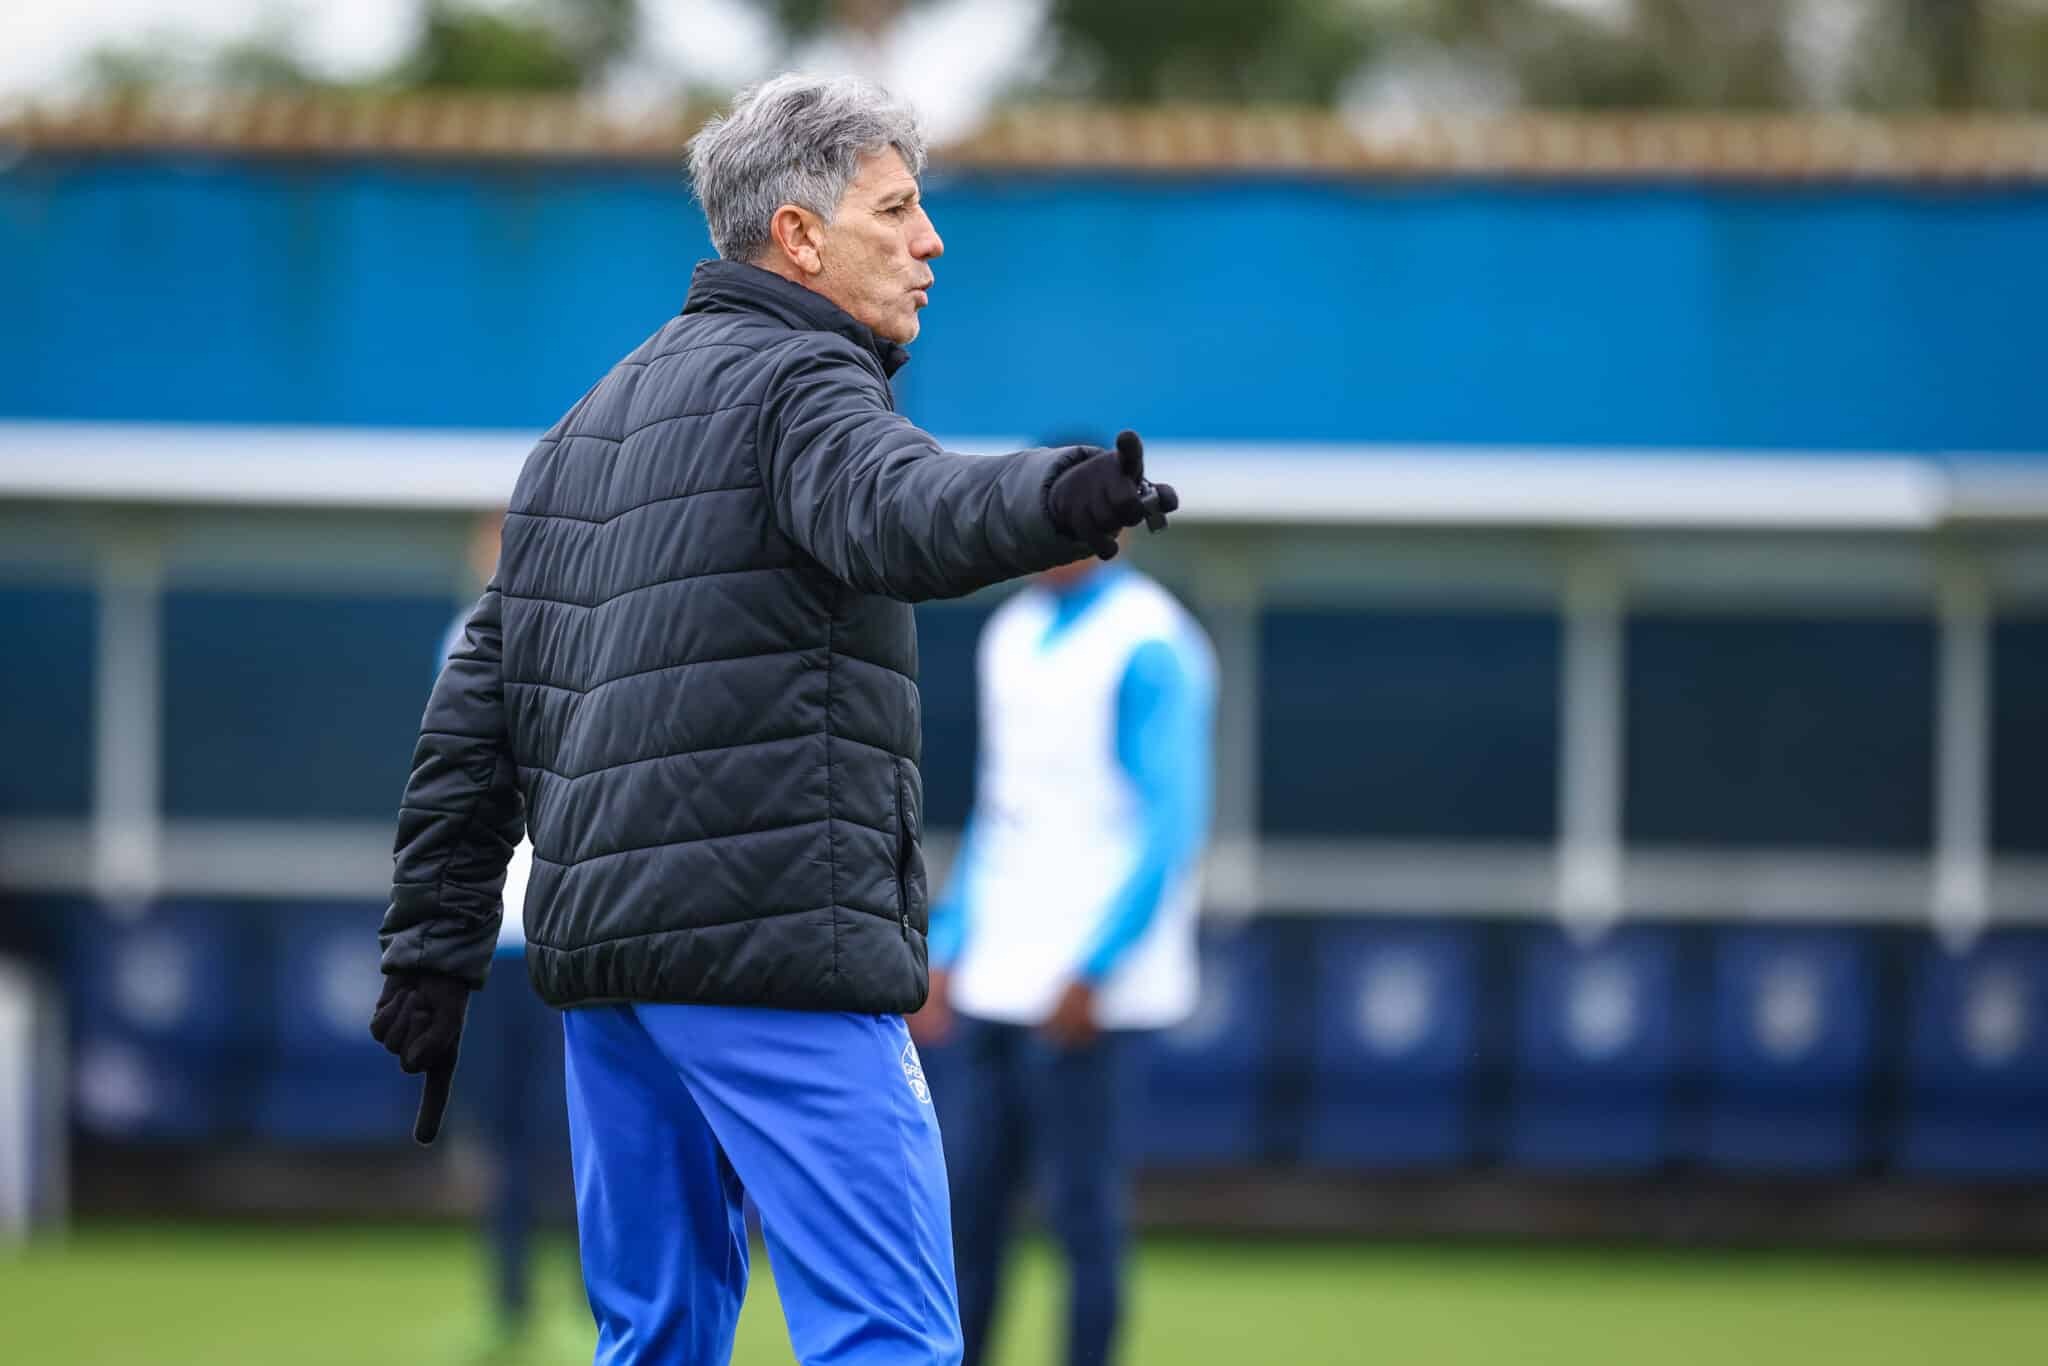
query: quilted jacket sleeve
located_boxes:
[756,336,1091,601]
[378,582,526,988]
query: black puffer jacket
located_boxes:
[379,260,1088,1012]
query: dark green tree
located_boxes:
[1382,0,1802,112]
[79,1,641,96]
[210,31,328,90]
[398,0,638,92]
[1910,0,1984,108]
[743,0,907,40]
[734,0,1376,105]
[69,0,2048,113]
[1041,0,1378,104]
[1615,0,1799,108]
[79,17,327,95]
[79,44,187,96]
[1846,0,2048,112]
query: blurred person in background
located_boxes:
[370,73,1177,1366]
[911,521,1216,1366]
[437,509,575,1354]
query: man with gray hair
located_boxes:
[370,73,1175,1364]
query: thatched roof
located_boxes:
[5,93,2047,181]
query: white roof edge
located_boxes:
[0,422,534,511]
[1944,461,2048,522]
[0,420,2040,529]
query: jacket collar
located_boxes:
[682,259,910,377]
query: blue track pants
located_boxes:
[563,1003,961,1365]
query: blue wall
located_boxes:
[3,156,2045,452]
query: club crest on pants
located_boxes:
[901,1038,930,1104]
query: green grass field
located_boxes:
[4,1223,2046,1364]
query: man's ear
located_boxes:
[768,205,825,276]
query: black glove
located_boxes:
[370,971,472,1145]
[1045,430,1179,560]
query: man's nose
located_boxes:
[914,212,944,260]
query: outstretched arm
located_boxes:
[758,338,1169,601]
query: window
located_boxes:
[1625,616,1934,849]
[1993,618,2048,855]
[0,586,94,817]
[1260,610,1560,840]
[162,590,456,820]
[913,602,997,829]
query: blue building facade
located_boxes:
[4,157,2046,452]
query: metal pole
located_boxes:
[1557,541,1625,942]
[1933,547,1991,951]
[1197,534,1261,920]
[92,521,164,914]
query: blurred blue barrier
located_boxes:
[253,901,414,1144]
[68,901,260,1140]
[52,896,2048,1183]
[1508,927,1682,1171]
[1133,925,1275,1167]
[1898,935,2048,1179]
[70,1038,238,1142]
[1302,923,1478,1167]
[1698,928,1876,1173]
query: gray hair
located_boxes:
[687,73,928,263]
